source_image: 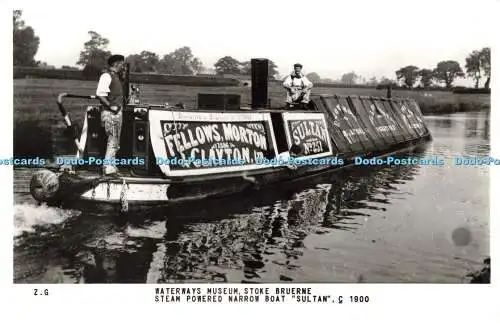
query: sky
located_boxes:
[8,0,496,86]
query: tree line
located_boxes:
[13,10,490,89]
[394,49,490,90]
[74,31,204,77]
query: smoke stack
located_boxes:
[251,58,269,109]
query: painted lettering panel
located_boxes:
[282,112,333,159]
[149,110,278,176]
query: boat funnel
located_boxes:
[251,58,269,109]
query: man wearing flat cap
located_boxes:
[282,63,313,108]
[95,54,126,176]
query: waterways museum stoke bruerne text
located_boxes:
[153,287,355,304]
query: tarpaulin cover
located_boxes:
[347,96,392,150]
[390,99,424,138]
[379,99,415,140]
[334,96,378,152]
[368,98,406,143]
[400,98,429,136]
[320,96,367,153]
[314,97,354,154]
[311,95,430,156]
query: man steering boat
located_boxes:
[95,54,126,177]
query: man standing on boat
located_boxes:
[96,54,126,177]
[282,63,313,108]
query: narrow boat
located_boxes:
[29,58,432,212]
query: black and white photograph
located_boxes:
[8,0,493,288]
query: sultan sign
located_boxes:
[282,112,332,158]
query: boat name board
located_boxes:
[282,112,333,159]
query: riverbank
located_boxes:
[418,94,490,115]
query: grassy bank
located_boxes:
[13,66,240,86]
[13,78,490,158]
[14,78,490,121]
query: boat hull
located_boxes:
[56,135,431,212]
[31,93,433,211]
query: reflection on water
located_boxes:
[154,163,423,283]
[13,111,490,283]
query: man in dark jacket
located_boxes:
[95,54,126,176]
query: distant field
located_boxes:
[14,78,490,122]
[13,78,490,158]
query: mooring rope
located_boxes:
[119,179,129,213]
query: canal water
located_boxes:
[13,111,490,283]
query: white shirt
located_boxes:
[283,73,313,89]
[96,72,112,96]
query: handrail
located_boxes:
[56,93,99,158]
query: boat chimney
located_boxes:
[251,58,269,109]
